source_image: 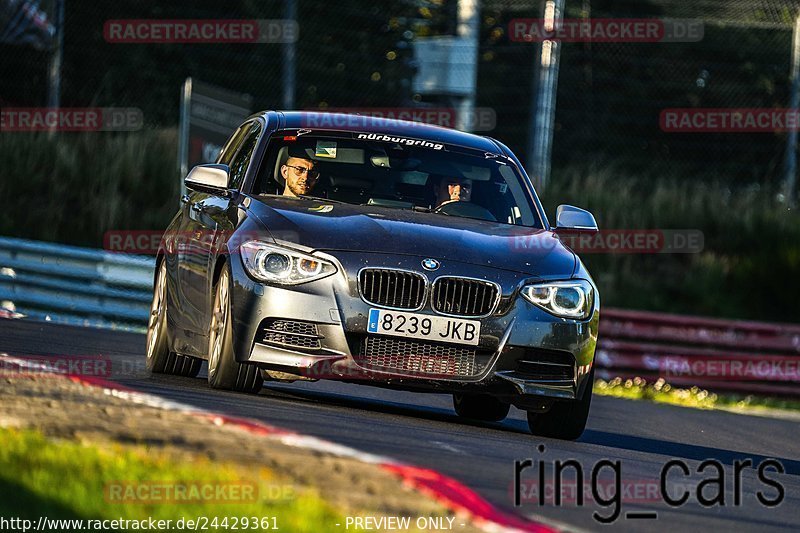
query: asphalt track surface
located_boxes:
[2,319,799,532]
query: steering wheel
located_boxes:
[434,200,497,222]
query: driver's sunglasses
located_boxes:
[285,164,320,179]
[447,182,471,191]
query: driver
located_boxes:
[281,156,320,197]
[434,176,473,208]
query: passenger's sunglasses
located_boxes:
[285,164,320,179]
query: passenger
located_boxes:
[434,176,473,208]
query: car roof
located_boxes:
[257,111,502,154]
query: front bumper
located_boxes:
[229,250,598,406]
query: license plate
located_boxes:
[366,308,481,346]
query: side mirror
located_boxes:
[555,205,598,231]
[185,164,230,193]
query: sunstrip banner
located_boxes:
[356,132,444,150]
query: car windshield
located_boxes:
[254,131,543,228]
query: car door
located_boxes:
[181,120,264,355]
[172,124,248,354]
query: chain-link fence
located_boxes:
[479,0,799,186]
[1,0,433,123]
[2,0,798,187]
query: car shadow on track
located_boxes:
[260,383,534,435]
[582,430,800,475]
[251,386,800,474]
[139,373,529,435]
[141,374,800,475]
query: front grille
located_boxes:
[259,318,323,350]
[515,348,575,381]
[359,269,426,310]
[432,277,499,317]
[353,335,491,377]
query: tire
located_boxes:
[146,260,203,377]
[207,265,263,393]
[526,367,594,440]
[171,354,202,378]
[453,393,510,422]
[145,260,173,374]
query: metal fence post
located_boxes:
[783,14,800,207]
[282,0,297,110]
[46,0,65,136]
[527,0,564,191]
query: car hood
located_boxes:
[245,196,576,277]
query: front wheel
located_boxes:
[453,393,510,422]
[207,265,263,393]
[526,367,593,440]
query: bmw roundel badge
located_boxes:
[422,258,440,271]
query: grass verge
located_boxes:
[0,426,345,531]
[594,377,800,415]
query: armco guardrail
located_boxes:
[0,236,154,331]
[596,309,800,396]
[0,236,798,396]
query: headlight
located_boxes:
[240,241,336,285]
[521,280,594,319]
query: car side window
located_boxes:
[217,125,248,166]
[227,121,262,190]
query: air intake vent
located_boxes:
[359,269,426,310]
[515,348,575,381]
[353,335,490,377]
[432,277,499,317]
[259,318,323,350]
